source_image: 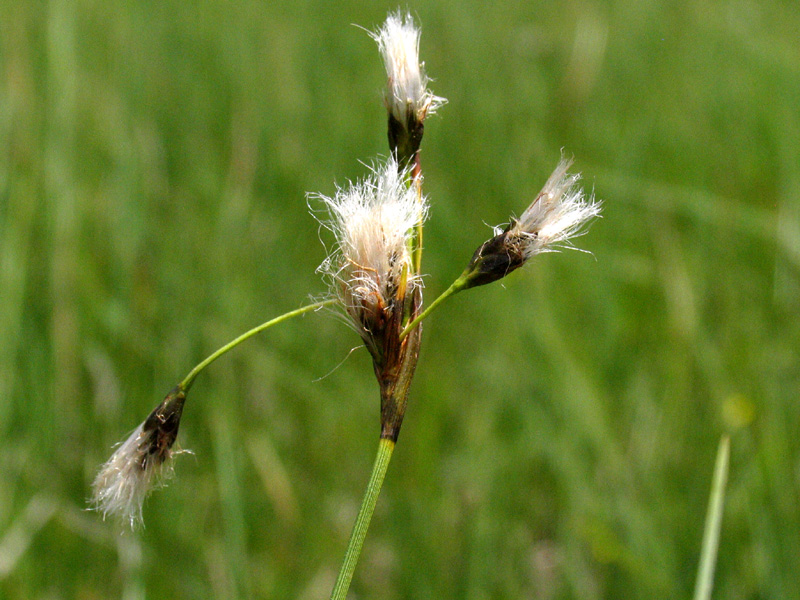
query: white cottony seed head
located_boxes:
[91,421,178,528]
[312,156,426,337]
[372,11,446,124]
[506,157,601,258]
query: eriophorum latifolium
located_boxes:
[92,387,188,528]
[311,156,426,442]
[90,9,600,598]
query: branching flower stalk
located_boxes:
[91,9,601,599]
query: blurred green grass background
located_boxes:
[1,0,799,598]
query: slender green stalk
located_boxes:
[414,196,424,275]
[693,435,730,600]
[180,299,336,391]
[330,437,396,600]
[412,156,424,276]
[400,276,468,341]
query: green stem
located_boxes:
[693,435,730,600]
[330,437,396,600]
[414,206,424,276]
[412,156,424,276]
[399,276,468,341]
[180,299,336,392]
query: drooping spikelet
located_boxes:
[91,387,187,528]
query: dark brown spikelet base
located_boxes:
[388,110,424,170]
[140,386,187,470]
[359,285,422,444]
[378,316,421,443]
[462,222,527,289]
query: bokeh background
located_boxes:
[2,1,799,598]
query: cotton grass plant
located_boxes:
[85,10,693,599]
